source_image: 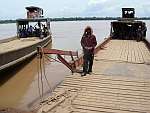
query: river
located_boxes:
[0,20,150,111]
[0,20,110,110]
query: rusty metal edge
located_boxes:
[143,39,150,51]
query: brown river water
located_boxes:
[0,20,150,111]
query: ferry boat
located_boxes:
[111,8,147,41]
[36,8,150,113]
[0,6,52,71]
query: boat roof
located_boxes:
[16,18,50,23]
[111,20,145,24]
[16,18,50,25]
[26,6,42,11]
[111,7,145,25]
[122,8,135,11]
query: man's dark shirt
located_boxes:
[81,34,97,54]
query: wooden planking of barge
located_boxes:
[36,38,150,113]
[36,8,150,113]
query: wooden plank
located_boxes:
[65,74,150,85]
[119,40,125,61]
[73,105,138,113]
[38,40,150,113]
[119,40,128,62]
[55,87,150,102]
[138,42,147,63]
[76,95,150,107]
[77,91,150,104]
[136,42,144,63]
[57,83,150,98]
[120,40,126,62]
[64,75,150,87]
[117,40,123,61]
[74,99,150,112]
[65,75,150,86]
[133,42,139,63]
[73,99,150,113]
[135,42,142,63]
[94,40,149,64]
[127,41,132,63]
[0,37,41,53]
[139,42,150,63]
[73,109,107,113]
[63,79,150,91]
[126,40,130,62]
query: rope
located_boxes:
[39,56,44,102]
[37,47,80,105]
[41,48,53,92]
[45,54,62,63]
[41,88,80,112]
[37,46,53,107]
[37,56,42,102]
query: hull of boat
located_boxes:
[0,36,52,71]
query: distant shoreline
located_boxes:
[0,17,150,24]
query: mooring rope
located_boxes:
[39,56,44,102]
[41,48,53,92]
[37,46,53,107]
[37,47,81,109]
[44,54,62,63]
[37,56,42,102]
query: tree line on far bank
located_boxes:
[1,17,150,24]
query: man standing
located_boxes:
[81,26,97,76]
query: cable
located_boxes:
[37,55,42,102]
[45,54,62,63]
[37,47,53,105]
[39,56,44,102]
[41,48,53,92]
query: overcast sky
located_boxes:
[0,0,150,19]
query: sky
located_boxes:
[0,0,150,19]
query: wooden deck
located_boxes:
[0,37,41,54]
[0,36,51,71]
[37,40,150,113]
[96,40,150,64]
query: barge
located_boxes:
[0,6,52,71]
[36,8,150,113]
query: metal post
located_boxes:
[37,46,43,59]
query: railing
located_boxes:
[36,37,111,73]
[37,47,78,73]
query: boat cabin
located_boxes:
[26,6,43,19]
[16,18,51,38]
[16,6,50,38]
[122,8,135,18]
[110,8,147,41]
